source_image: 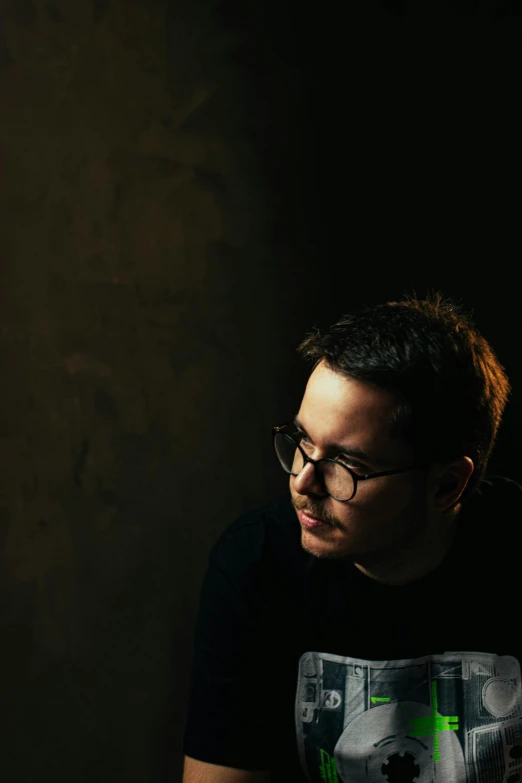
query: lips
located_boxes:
[298,509,330,529]
[302,510,324,523]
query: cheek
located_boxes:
[351,477,418,517]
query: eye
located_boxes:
[295,431,315,454]
[337,456,367,474]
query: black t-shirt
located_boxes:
[182,476,522,782]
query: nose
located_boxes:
[293,459,327,497]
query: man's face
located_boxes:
[290,360,429,562]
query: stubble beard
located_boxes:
[347,499,430,570]
[295,492,430,569]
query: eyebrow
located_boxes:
[292,416,375,466]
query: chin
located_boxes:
[300,532,358,561]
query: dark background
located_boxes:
[0,1,520,781]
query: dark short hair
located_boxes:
[297,292,511,501]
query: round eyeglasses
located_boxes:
[272,423,424,502]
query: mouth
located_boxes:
[298,509,330,530]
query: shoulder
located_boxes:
[472,474,522,507]
[199,492,310,626]
[208,491,306,575]
[459,474,522,543]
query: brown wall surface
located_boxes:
[0,1,303,780]
[1,2,521,782]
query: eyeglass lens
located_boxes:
[274,432,354,501]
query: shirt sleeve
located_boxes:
[181,522,277,771]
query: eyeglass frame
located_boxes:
[272,422,427,502]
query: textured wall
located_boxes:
[0,1,303,780]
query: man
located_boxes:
[182,293,521,783]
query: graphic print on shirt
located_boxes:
[295,651,522,782]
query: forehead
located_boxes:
[298,361,405,456]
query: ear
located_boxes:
[431,456,475,512]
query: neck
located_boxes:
[353,506,461,586]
